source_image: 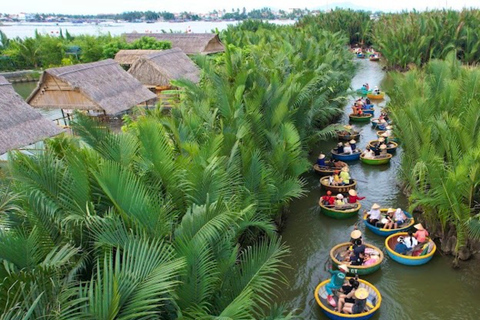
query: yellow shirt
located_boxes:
[340,171,350,184]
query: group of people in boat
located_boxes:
[365,204,408,229]
[394,224,432,256]
[321,189,365,208]
[316,153,346,169]
[338,230,381,267]
[336,140,358,155]
[326,167,352,186]
[351,97,372,116]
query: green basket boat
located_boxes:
[368,140,398,154]
[360,153,392,165]
[349,113,373,122]
[330,242,384,275]
[318,200,361,219]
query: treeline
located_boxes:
[0,30,170,71]
[0,20,354,318]
[298,9,480,69]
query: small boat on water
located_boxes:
[367,92,385,100]
[319,201,361,219]
[330,242,384,275]
[371,118,391,129]
[369,54,380,61]
[360,153,392,165]
[357,53,365,59]
[363,209,415,236]
[337,130,360,141]
[349,113,373,123]
[315,278,381,320]
[313,161,348,176]
[385,232,436,266]
[331,149,362,161]
[362,108,374,115]
[320,176,357,193]
[376,131,399,143]
[356,88,372,96]
[368,140,398,154]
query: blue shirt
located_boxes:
[317,158,326,166]
[394,242,408,255]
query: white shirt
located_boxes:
[404,236,418,249]
[343,146,353,154]
[369,209,381,220]
[394,209,405,221]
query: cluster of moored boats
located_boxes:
[312,87,437,320]
[353,47,380,62]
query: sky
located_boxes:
[3,0,480,15]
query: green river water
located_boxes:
[11,59,480,320]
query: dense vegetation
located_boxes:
[0,21,354,318]
[387,55,480,260]
[0,31,170,71]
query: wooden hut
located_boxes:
[0,76,62,155]
[114,49,162,67]
[127,48,200,89]
[27,59,157,116]
[123,33,225,55]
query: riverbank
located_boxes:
[0,70,40,83]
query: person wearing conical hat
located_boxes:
[325,264,349,307]
[342,287,369,314]
[366,203,382,226]
[340,166,351,185]
[335,193,346,206]
[348,189,365,203]
[316,153,326,166]
[379,143,388,156]
[349,139,357,152]
[383,208,396,229]
[413,223,429,244]
[336,278,360,313]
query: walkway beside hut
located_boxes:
[123,33,225,55]
[0,75,62,156]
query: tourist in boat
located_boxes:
[366,203,382,226]
[325,264,349,306]
[335,279,360,312]
[393,208,408,228]
[362,147,375,159]
[350,238,366,266]
[348,189,365,203]
[374,137,385,150]
[342,287,369,314]
[365,97,371,105]
[413,223,430,244]
[349,139,357,152]
[363,252,380,266]
[383,208,396,229]
[340,167,351,185]
[394,236,409,255]
[381,132,390,144]
[404,231,419,252]
[331,170,342,186]
[317,153,326,166]
[321,191,335,206]
[335,194,346,207]
[350,229,362,245]
[379,144,388,156]
[373,86,380,95]
[365,83,369,90]
[337,142,344,154]
[343,143,353,155]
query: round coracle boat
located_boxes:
[376,131,399,143]
[363,209,415,237]
[367,92,385,100]
[313,161,348,176]
[331,149,362,161]
[362,108,374,115]
[315,278,382,320]
[385,232,436,266]
[337,130,360,141]
[360,153,392,165]
[320,176,357,193]
[368,140,398,154]
[330,242,384,275]
[319,201,361,219]
[349,113,373,122]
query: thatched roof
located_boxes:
[0,76,62,155]
[27,59,157,115]
[127,48,200,87]
[123,33,225,55]
[114,49,162,66]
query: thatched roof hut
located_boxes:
[27,59,157,115]
[123,33,225,55]
[114,49,162,66]
[127,48,200,88]
[0,76,62,155]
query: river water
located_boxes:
[277,58,480,320]
[11,57,480,320]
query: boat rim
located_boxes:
[385,232,437,260]
[329,242,384,270]
[360,153,393,161]
[362,210,415,231]
[319,201,362,213]
[320,176,357,189]
[314,278,382,318]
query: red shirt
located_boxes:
[321,196,335,205]
[348,195,365,203]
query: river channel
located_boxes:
[11,58,480,320]
[276,58,480,320]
